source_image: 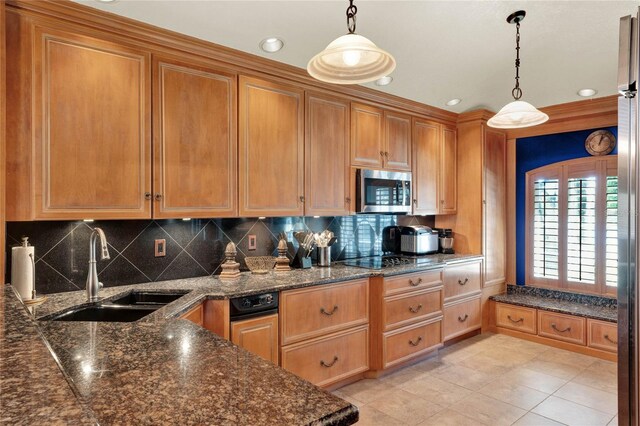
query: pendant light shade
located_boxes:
[488,10,549,129]
[307,1,396,85]
[487,100,549,129]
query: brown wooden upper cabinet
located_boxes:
[350,103,411,172]
[153,56,237,218]
[239,76,305,217]
[412,119,457,215]
[305,93,351,216]
[32,26,152,219]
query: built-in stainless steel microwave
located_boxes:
[355,169,412,214]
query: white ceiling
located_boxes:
[73,0,637,113]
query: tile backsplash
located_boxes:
[5,215,433,294]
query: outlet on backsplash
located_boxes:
[248,235,257,251]
[155,239,166,257]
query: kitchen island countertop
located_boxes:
[2,254,482,424]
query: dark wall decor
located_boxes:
[5,215,432,294]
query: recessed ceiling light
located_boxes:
[95,0,117,3]
[259,37,284,53]
[374,76,393,86]
[577,88,598,97]
[446,98,462,106]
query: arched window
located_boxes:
[525,156,617,296]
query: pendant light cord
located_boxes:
[346,0,357,34]
[512,21,522,100]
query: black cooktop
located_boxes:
[342,255,436,270]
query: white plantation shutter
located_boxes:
[533,179,559,279]
[566,177,596,284]
[526,156,617,295]
[605,176,618,288]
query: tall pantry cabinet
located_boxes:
[435,111,507,328]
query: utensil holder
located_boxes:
[317,246,331,267]
[293,247,312,269]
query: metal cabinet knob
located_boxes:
[155,194,163,201]
[144,192,152,200]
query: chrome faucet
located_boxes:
[86,227,110,302]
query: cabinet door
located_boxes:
[231,314,279,364]
[239,76,304,216]
[305,93,350,216]
[154,57,237,218]
[351,103,384,168]
[384,111,411,171]
[483,129,507,287]
[412,119,440,215]
[440,125,457,214]
[33,27,151,219]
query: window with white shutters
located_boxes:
[526,156,617,296]
[533,179,559,279]
[605,176,618,288]
[566,177,596,284]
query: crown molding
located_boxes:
[7,0,458,124]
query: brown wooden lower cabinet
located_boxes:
[382,318,442,369]
[495,303,537,334]
[494,302,617,360]
[181,302,204,326]
[443,296,481,341]
[230,313,279,364]
[587,319,617,353]
[280,325,369,388]
[538,311,586,346]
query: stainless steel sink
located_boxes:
[105,290,189,306]
[43,290,190,322]
[47,304,159,322]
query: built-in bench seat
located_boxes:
[489,285,617,361]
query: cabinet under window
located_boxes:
[526,156,617,296]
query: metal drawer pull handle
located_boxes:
[458,314,469,322]
[409,336,423,346]
[551,323,571,333]
[604,334,616,344]
[320,356,339,368]
[458,278,469,286]
[409,304,423,313]
[409,278,423,287]
[507,315,524,324]
[320,305,339,316]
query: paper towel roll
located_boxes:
[12,238,35,301]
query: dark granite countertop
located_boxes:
[3,254,481,424]
[490,285,617,323]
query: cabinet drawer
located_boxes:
[495,303,537,334]
[443,297,481,340]
[384,269,442,296]
[181,303,203,326]
[280,326,369,387]
[587,319,617,353]
[280,279,369,345]
[538,311,586,345]
[384,287,442,331]
[383,319,442,368]
[443,261,481,300]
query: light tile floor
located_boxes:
[333,333,618,426]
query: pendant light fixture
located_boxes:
[307,0,396,85]
[488,11,549,129]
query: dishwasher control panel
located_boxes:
[229,292,279,319]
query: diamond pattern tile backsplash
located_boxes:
[5,215,433,294]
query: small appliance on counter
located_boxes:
[400,225,439,255]
[381,225,402,254]
[434,228,455,254]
